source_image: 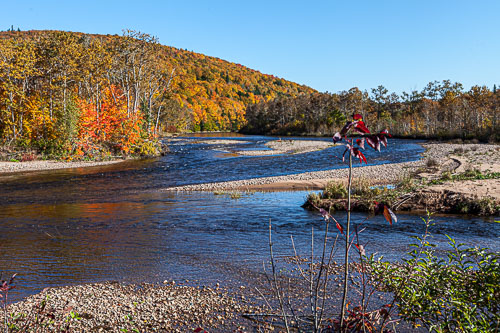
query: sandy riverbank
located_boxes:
[0,159,125,174]
[167,142,497,192]
[165,142,500,213]
[235,139,333,156]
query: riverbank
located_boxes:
[7,281,263,332]
[166,142,486,192]
[0,159,126,174]
[235,139,333,156]
[194,138,333,156]
[300,142,499,215]
[166,141,499,215]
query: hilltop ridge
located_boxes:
[0,29,314,159]
[0,29,315,132]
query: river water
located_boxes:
[0,134,498,302]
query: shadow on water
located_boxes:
[0,135,497,302]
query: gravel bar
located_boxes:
[164,143,499,192]
[8,281,263,332]
[235,139,333,156]
[0,159,124,174]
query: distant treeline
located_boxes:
[0,30,313,159]
[1,29,498,162]
[241,81,499,142]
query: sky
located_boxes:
[1,0,499,94]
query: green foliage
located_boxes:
[305,191,321,206]
[428,169,500,185]
[242,81,499,140]
[369,218,500,332]
[322,181,348,199]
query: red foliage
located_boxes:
[353,121,371,134]
[76,86,146,156]
[343,144,368,164]
[374,201,397,225]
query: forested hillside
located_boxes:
[2,29,497,163]
[242,82,499,142]
[0,30,314,159]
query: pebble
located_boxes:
[163,142,499,192]
[8,282,261,332]
[0,159,124,174]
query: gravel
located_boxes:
[0,160,124,174]
[235,139,333,156]
[195,139,252,145]
[164,142,500,192]
[8,281,264,332]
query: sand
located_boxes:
[165,142,500,204]
[235,139,333,156]
[0,159,124,174]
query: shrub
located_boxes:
[458,196,499,216]
[322,181,348,199]
[305,192,321,206]
[453,147,466,154]
[131,139,160,157]
[369,219,500,332]
[426,158,439,168]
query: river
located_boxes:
[0,134,498,302]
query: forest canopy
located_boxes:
[0,29,314,159]
[242,83,499,142]
[1,29,498,162]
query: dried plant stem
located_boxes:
[309,227,314,324]
[268,220,291,333]
[317,233,339,330]
[340,151,353,328]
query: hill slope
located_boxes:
[0,30,315,158]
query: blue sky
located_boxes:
[2,0,499,94]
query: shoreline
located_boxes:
[0,159,126,174]
[164,142,463,192]
[164,141,499,215]
[8,281,263,332]
[165,160,420,192]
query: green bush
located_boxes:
[322,181,348,199]
[369,220,500,332]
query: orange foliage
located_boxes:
[77,86,144,155]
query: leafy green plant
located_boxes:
[323,181,348,199]
[428,168,500,185]
[369,216,500,332]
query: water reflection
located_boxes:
[1,190,497,302]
